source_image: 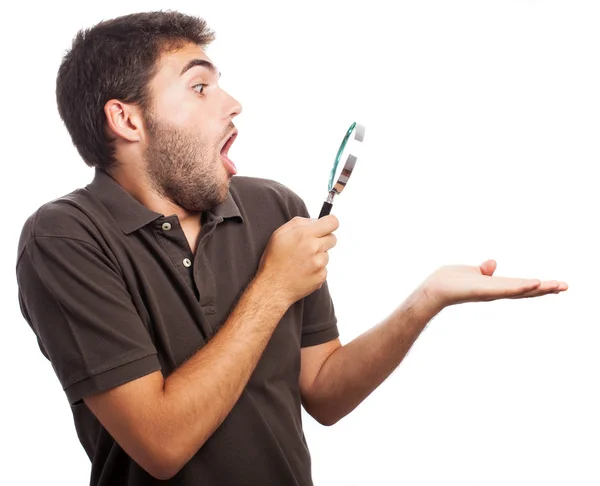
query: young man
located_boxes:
[15,10,567,486]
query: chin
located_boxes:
[221,180,231,198]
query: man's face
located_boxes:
[142,43,242,212]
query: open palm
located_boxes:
[422,259,568,309]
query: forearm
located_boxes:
[155,275,289,472]
[306,288,441,425]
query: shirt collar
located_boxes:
[86,168,242,234]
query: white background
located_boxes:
[1,1,599,485]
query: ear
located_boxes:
[104,99,145,142]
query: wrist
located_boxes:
[250,270,293,314]
[411,282,446,319]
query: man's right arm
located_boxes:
[84,275,288,480]
[82,215,339,480]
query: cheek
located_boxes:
[151,92,223,148]
[153,91,197,127]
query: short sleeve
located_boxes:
[300,279,339,347]
[16,236,161,404]
[289,194,340,347]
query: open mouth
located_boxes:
[220,131,238,175]
[221,131,237,155]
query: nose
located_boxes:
[224,90,242,119]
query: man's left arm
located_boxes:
[300,259,567,426]
[300,287,436,426]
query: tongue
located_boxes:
[221,153,237,175]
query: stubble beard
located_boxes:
[144,115,229,213]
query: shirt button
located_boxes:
[162,222,172,231]
[183,258,192,268]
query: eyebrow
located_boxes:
[180,59,221,78]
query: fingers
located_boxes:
[465,276,541,302]
[508,280,569,299]
[473,260,568,300]
[453,273,567,303]
[485,276,541,293]
[286,215,339,238]
[307,214,339,238]
[319,234,337,252]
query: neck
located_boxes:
[107,164,200,225]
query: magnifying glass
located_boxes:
[318,121,365,218]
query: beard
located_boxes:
[143,113,232,213]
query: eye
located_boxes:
[192,83,206,95]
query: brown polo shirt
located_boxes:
[16,168,339,486]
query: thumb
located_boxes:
[479,259,497,276]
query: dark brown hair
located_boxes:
[56,10,215,170]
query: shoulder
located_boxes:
[17,188,104,263]
[230,175,301,201]
[229,175,310,219]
